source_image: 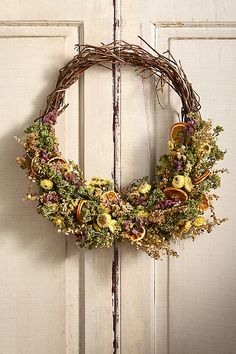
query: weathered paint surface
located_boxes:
[112,1,121,353]
[0,1,236,354]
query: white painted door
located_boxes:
[1,2,236,354]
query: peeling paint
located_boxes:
[112,0,121,353]
[112,244,120,353]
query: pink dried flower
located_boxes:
[65,172,79,185]
[45,192,60,203]
[43,111,57,125]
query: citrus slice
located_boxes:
[100,191,118,204]
[76,199,87,221]
[164,187,188,203]
[125,226,146,242]
[48,157,67,165]
[194,171,210,185]
[48,157,71,172]
[170,122,186,143]
[198,193,209,211]
[30,155,40,176]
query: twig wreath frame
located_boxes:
[16,40,227,260]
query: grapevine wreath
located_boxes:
[16,41,227,260]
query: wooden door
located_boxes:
[0,1,236,354]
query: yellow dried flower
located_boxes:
[62,163,71,173]
[108,219,118,233]
[168,140,174,150]
[172,175,185,188]
[193,217,206,227]
[199,143,211,156]
[138,182,151,194]
[184,176,193,192]
[137,210,149,218]
[40,179,53,190]
[54,216,64,227]
[97,213,112,228]
[180,220,191,234]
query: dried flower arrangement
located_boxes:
[16,41,227,260]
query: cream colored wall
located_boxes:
[0,1,235,354]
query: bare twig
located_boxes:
[39,41,201,120]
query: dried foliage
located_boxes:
[16,40,227,260]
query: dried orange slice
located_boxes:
[164,187,188,203]
[48,157,67,165]
[194,171,210,185]
[76,200,87,221]
[125,226,146,242]
[30,155,40,176]
[170,122,186,143]
[198,193,209,211]
[48,157,70,172]
[100,191,118,203]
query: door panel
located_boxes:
[0,25,78,354]
[155,24,236,354]
[0,22,114,354]
[119,66,155,354]
[0,2,236,354]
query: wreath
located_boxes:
[16,41,227,260]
